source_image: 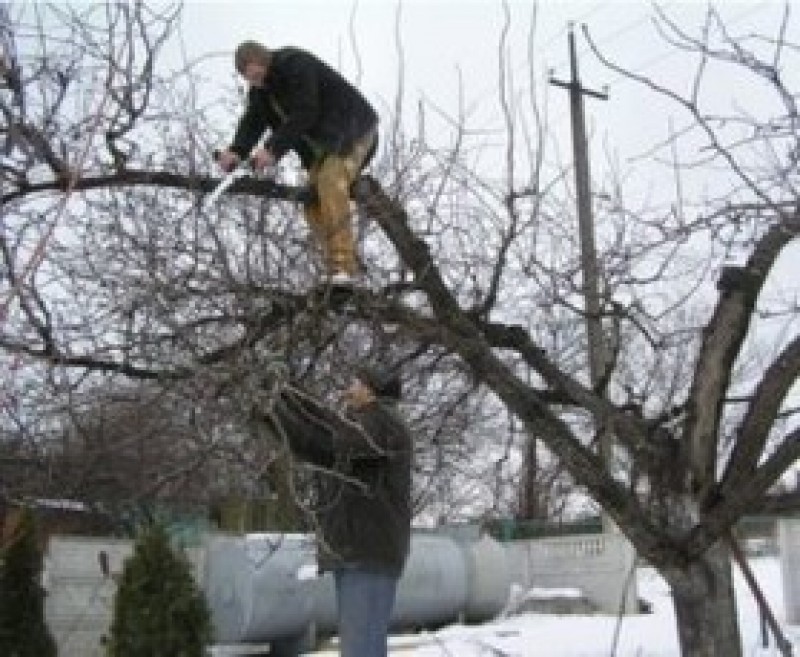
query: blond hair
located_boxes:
[234,41,271,74]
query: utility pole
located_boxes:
[550,25,608,394]
[550,27,613,484]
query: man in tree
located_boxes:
[265,365,411,657]
[217,41,379,286]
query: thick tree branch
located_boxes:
[1,169,315,206]
[686,427,800,559]
[354,176,665,533]
[683,214,800,492]
[720,333,800,494]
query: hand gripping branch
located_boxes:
[203,155,253,210]
[204,147,315,210]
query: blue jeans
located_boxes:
[334,567,399,657]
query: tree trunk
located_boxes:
[663,541,742,657]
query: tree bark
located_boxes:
[663,541,742,657]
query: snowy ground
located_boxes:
[307,556,800,656]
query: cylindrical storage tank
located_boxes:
[461,533,512,622]
[390,533,469,629]
[204,534,317,643]
[311,572,338,634]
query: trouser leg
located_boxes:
[302,129,377,276]
[334,567,398,657]
[304,157,357,275]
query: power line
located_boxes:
[598,0,778,93]
[537,0,789,170]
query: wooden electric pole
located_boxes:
[550,28,618,529]
[550,25,608,396]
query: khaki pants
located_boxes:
[304,129,376,276]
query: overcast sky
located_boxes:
[171,0,800,305]
[174,0,798,179]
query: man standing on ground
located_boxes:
[265,365,412,657]
[217,41,379,286]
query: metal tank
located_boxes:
[461,532,513,622]
[204,533,318,643]
[203,530,512,644]
[391,532,470,628]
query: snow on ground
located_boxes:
[310,557,800,656]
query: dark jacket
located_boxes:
[230,47,379,169]
[270,387,412,576]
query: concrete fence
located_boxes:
[778,518,800,624]
[504,531,639,614]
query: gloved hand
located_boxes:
[250,147,276,172]
[216,149,240,173]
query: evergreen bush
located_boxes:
[0,507,57,657]
[107,523,211,657]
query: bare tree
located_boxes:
[1,0,517,529]
[2,2,800,655]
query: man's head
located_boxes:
[343,365,402,409]
[234,41,271,87]
[358,365,402,399]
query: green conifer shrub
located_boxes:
[107,523,211,657]
[0,507,57,657]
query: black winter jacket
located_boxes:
[270,387,412,576]
[230,47,379,169]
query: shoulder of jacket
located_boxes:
[271,47,316,70]
[247,85,268,100]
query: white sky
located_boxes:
[174,0,799,183]
[7,1,800,471]
[174,0,800,284]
